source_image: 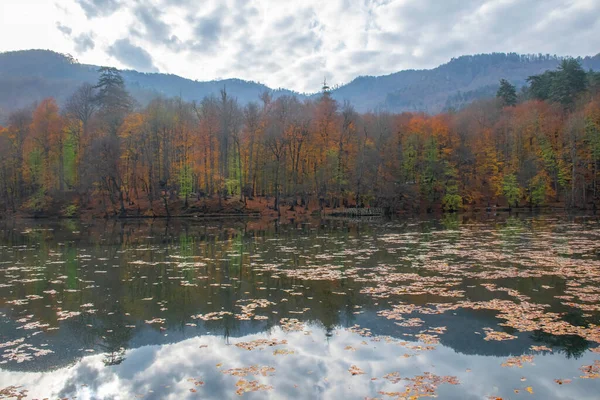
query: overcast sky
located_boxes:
[0,0,599,93]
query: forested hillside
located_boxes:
[1,50,599,124]
[1,58,599,217]
[0,50,297,123]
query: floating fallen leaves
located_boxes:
[579,360,600,379]
[1,342,54,363]
[191,311,233,321]
[514,386,534,394]
[235,379,273,396]
[554,379,572,384]
[379,372,459,399]
[273,349,294,355]
[144,318,165,325]
[280,318,305,332]
[236,299,276,320]
[530,345,552,352]
[222,365,276,377]
[349,365,365,376]
[0,385,28,399]
[187,377,205,387]
[483,328,517,341]
[56,310,81,321]
[235,338,287,351]
[5,218,600,399]
[501,355,534,368]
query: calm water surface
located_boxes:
[0,215,599,399]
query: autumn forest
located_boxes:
[1,59,600,217]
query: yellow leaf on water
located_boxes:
[525,386,533,394]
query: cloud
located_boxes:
[1,325,599,399]
[75,0,121,19]
[189,11,224,53]
[132,5,182,50]
[3,0,600,92]
[55,22,72,36]
[74,33,95,53]
[107,38,158,72]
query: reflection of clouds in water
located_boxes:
[1,325,599,399]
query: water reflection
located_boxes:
[0,215,599,398]
[2,326,599,400]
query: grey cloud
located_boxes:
[194,17,221,43]
[286,31,322,53]
[75,0,121,19]
[349,50,380,65]
[74,33,95,53]
[58,0,600,93]
[108,38,158,72]
[358,0,600,76]
[273,15,295,31]
[133,6,182,50]
[189,14,223,53]
[56,22,72,36]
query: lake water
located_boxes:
[0,215,599,399]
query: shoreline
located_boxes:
[1,206,597,221]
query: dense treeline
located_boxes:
[1,59,600,217]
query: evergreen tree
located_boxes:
[527,59,587,108]
[527,72,555,101]
[94,67,133,135]
[551,58,587,107]
[496,79,517,106]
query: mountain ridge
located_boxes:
[1,49,599,122]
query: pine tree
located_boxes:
[497,79,517,106]
[94,67,133,135]
[551,58,587,107]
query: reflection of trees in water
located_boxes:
[531,310,593,359]
[440,213,459,230]
[2,215,600,370]
[103,347,126,366]
[67,302,134,367]
[530,330,589,359]
[97,313,133,366]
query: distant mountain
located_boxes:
[1,49,599,122]
[329,52,600,113]
[0,49,298,122]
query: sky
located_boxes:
[1,326,598,399]
[0,0,599,93]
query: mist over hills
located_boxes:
[1,49,599,122]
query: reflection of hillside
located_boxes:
[1,303,591,373]
[0,215,597,375]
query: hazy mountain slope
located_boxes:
[328,53,600,113]
[1,50,599,121]
[0,50,297,120]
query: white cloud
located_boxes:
[0,325,598,399]
[0,0,598,92]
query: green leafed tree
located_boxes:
[442,163,462,212]
[502,174,521,209]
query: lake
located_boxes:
[0,214,599,399]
